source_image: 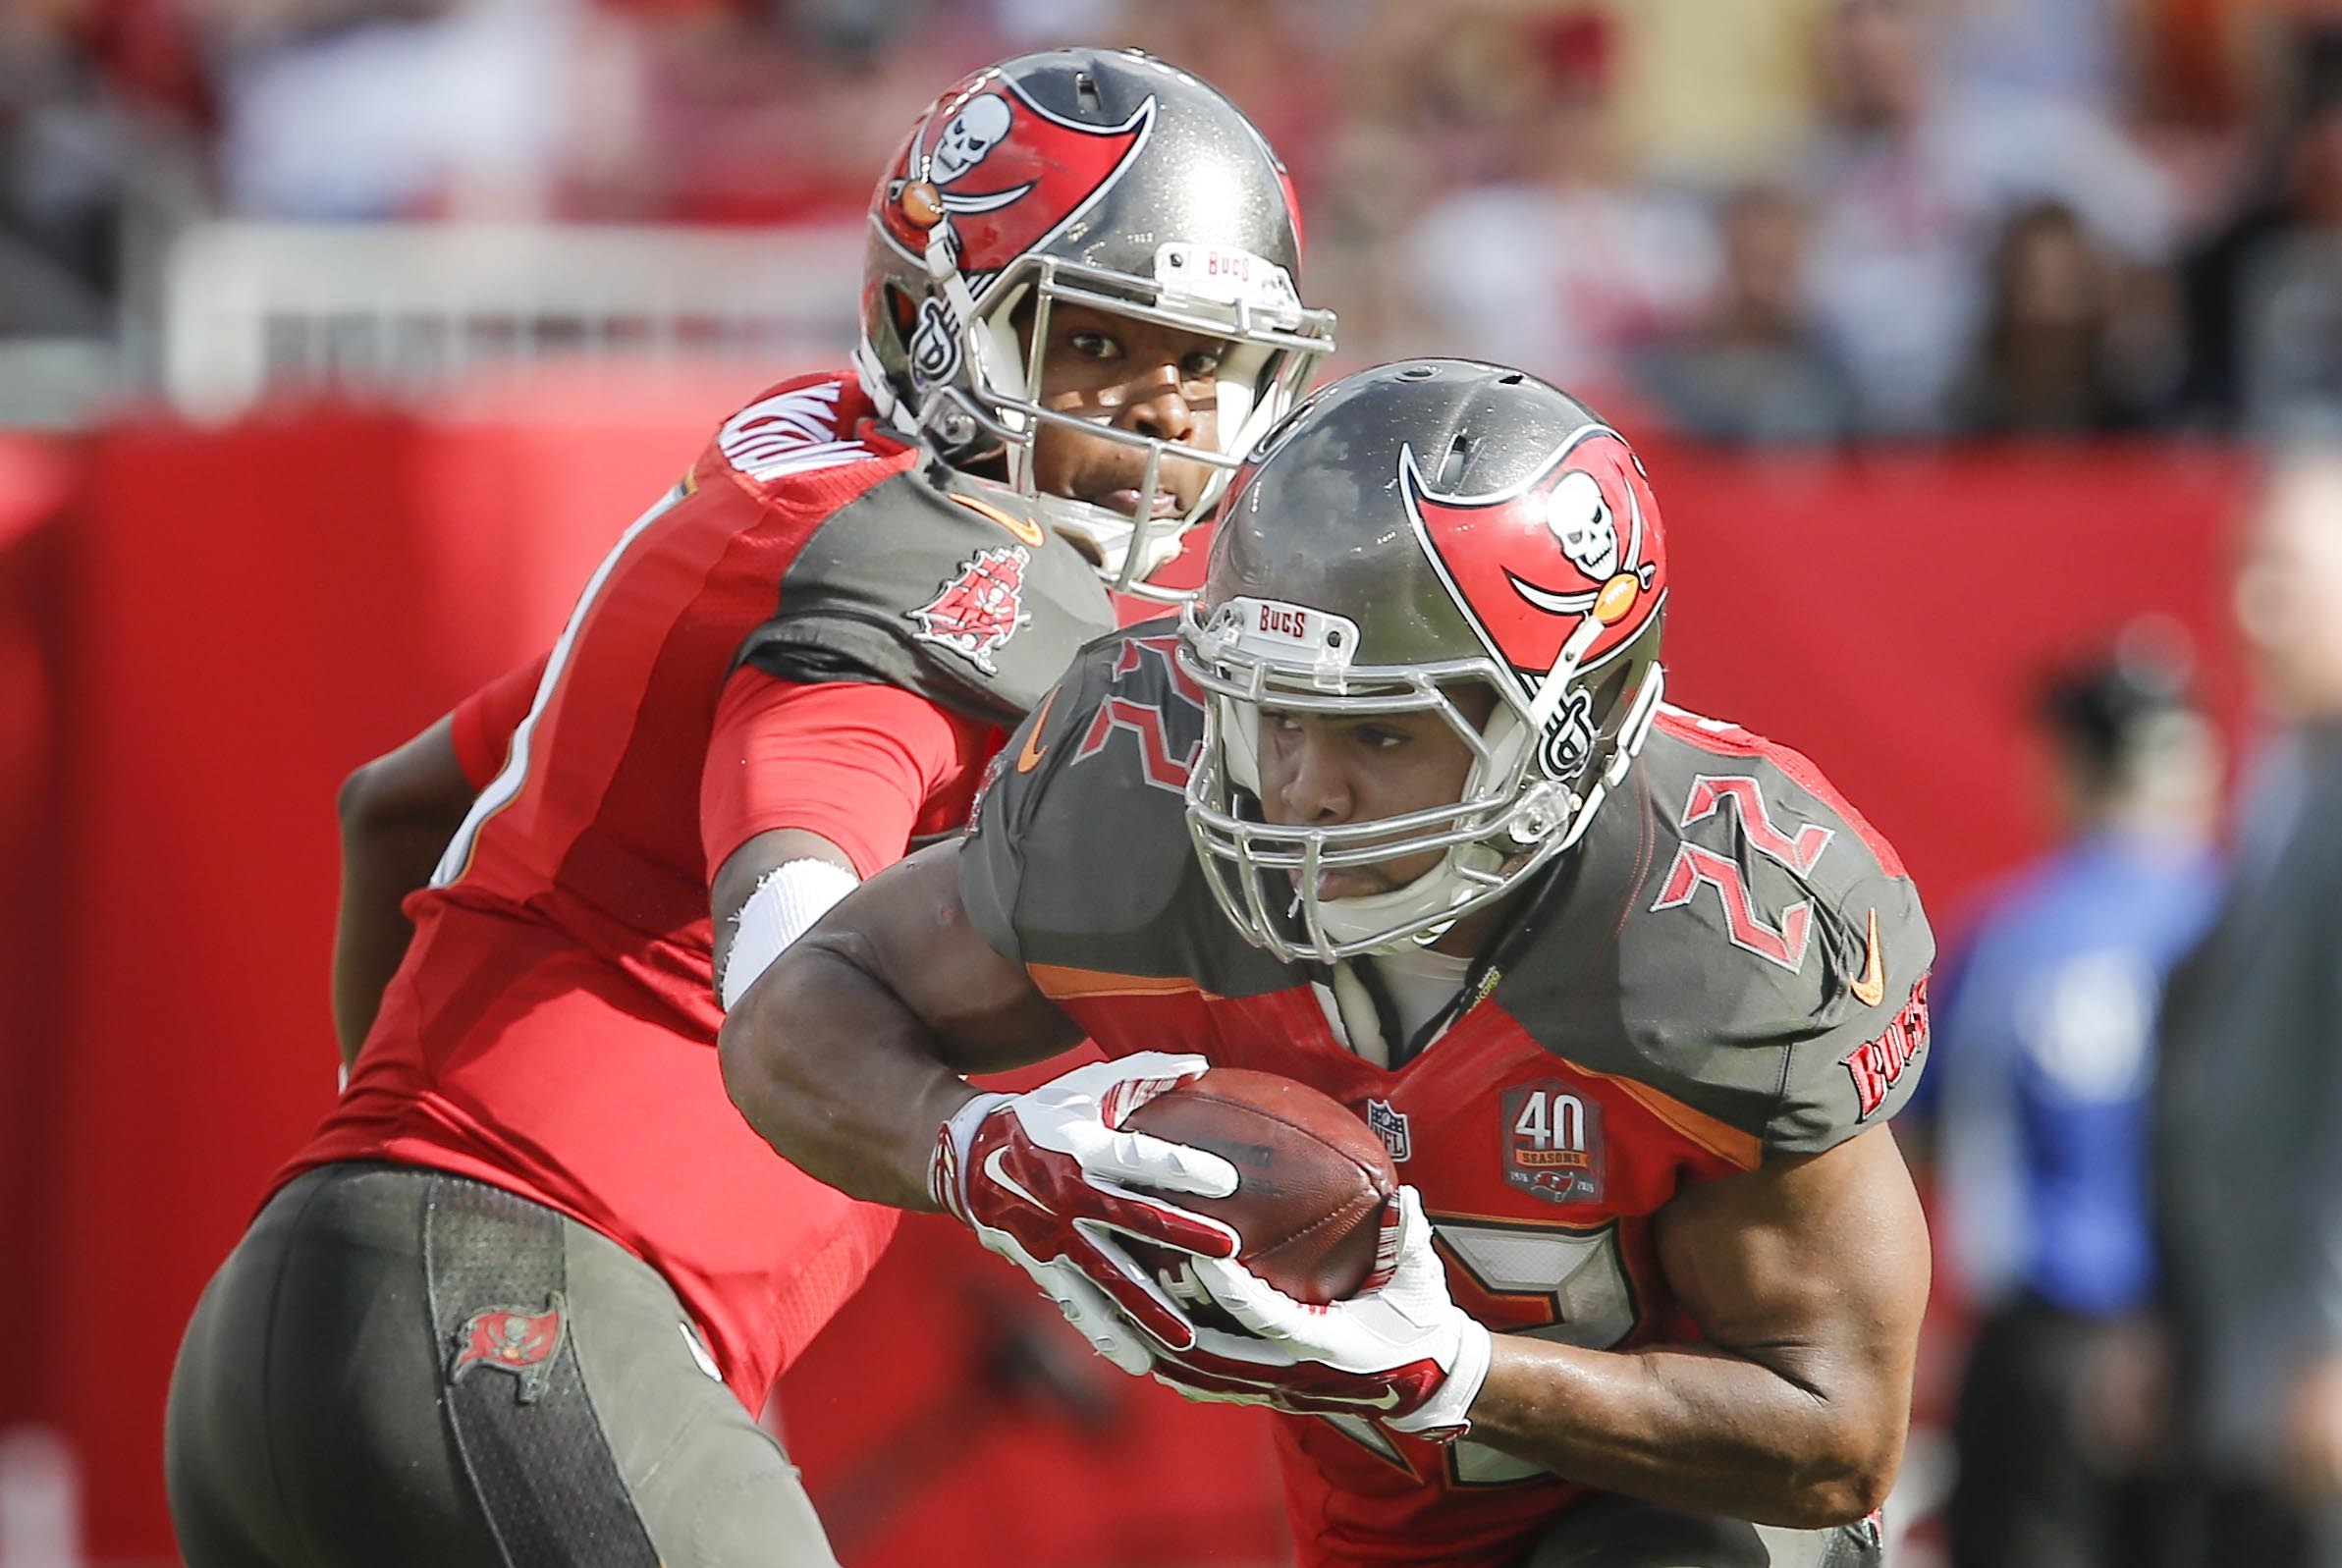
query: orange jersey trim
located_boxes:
[1025,964,1228,1003]
[1023,965,1763,1169]
[1562,1056,1762,1171]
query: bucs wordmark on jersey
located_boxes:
[285,371,1117,1412]
[961,622,1933,1568]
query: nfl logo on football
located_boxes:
[1502,1082,1602,1205]
[1366,1099,1411,1163]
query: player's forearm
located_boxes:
[717,930,977,1214]
[332,808,466,1065]
[1465,1336,1902,1529]
[332,718,478,1067]
[331,839,431,1065]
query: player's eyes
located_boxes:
[1182,349,1225,379]
[1068,330,1121,361]
[1355,726,1408,750]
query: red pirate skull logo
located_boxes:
[878,72,1155,282]
[910,545,1033,675]
[448,1293,566,1403]
[1400,428,1668,678]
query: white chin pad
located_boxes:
[977,285,1033,487]
[1313,844,1497,950]
[1035,491,1186,584]
[1197,344,1277,513]
[1472,707,1533,806]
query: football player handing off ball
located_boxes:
[723,361,1934,1568]
[165,49,1330,1568]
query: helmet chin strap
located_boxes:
[851,337,919,443]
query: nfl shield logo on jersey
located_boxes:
[910,545,1033,675]
[1366,1098,1411,1163]
[1501,1082,1603,1205]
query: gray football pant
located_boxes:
[1524,1490,1886,1567]
[166,1162,840,1568]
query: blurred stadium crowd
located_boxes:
[8,0,2342,438]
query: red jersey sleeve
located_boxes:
[448,654,550,790]
[700,668,1001,881]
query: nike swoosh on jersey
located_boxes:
[1850,907,1885,1007]
[1016,687,1060,773]
[951,491,1047,548]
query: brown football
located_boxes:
[1121,1067,1398,1308]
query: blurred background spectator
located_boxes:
[1923,633,2221,1568]
[1635,183,1858,444]
[2179,36,2342,437]
[0,0,195,334]
[1797,0,2176,436]
[2153,450,2342,1568]
[1396,10,1719,411]
[1947,198,2178,437]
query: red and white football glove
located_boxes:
[1148,1187,1494,1440]
[930,1052,1241,1371]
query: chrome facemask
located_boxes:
[880,242,1334,600]
[1177,595,1661,963]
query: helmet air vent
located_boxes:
[1439,432,1472,490]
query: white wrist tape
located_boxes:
[718,857,860,1010]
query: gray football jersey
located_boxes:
[964,623,1934,1162]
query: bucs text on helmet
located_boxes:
[1178,359,1669,961]
[855,48,1335,598]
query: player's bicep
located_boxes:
[335,713,483,1064]
[784,838,1080,1076]
[1656,1126,1930,1419]
[701,670,983,1006]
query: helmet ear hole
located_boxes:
[884,282,918,340]
[1589,661,1632,716]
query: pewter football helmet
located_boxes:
[855,49,1335,597]
[1180,360,1669,960]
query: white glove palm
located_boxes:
[930,1052,1241,1371]
[1149,1187,1493,1439]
